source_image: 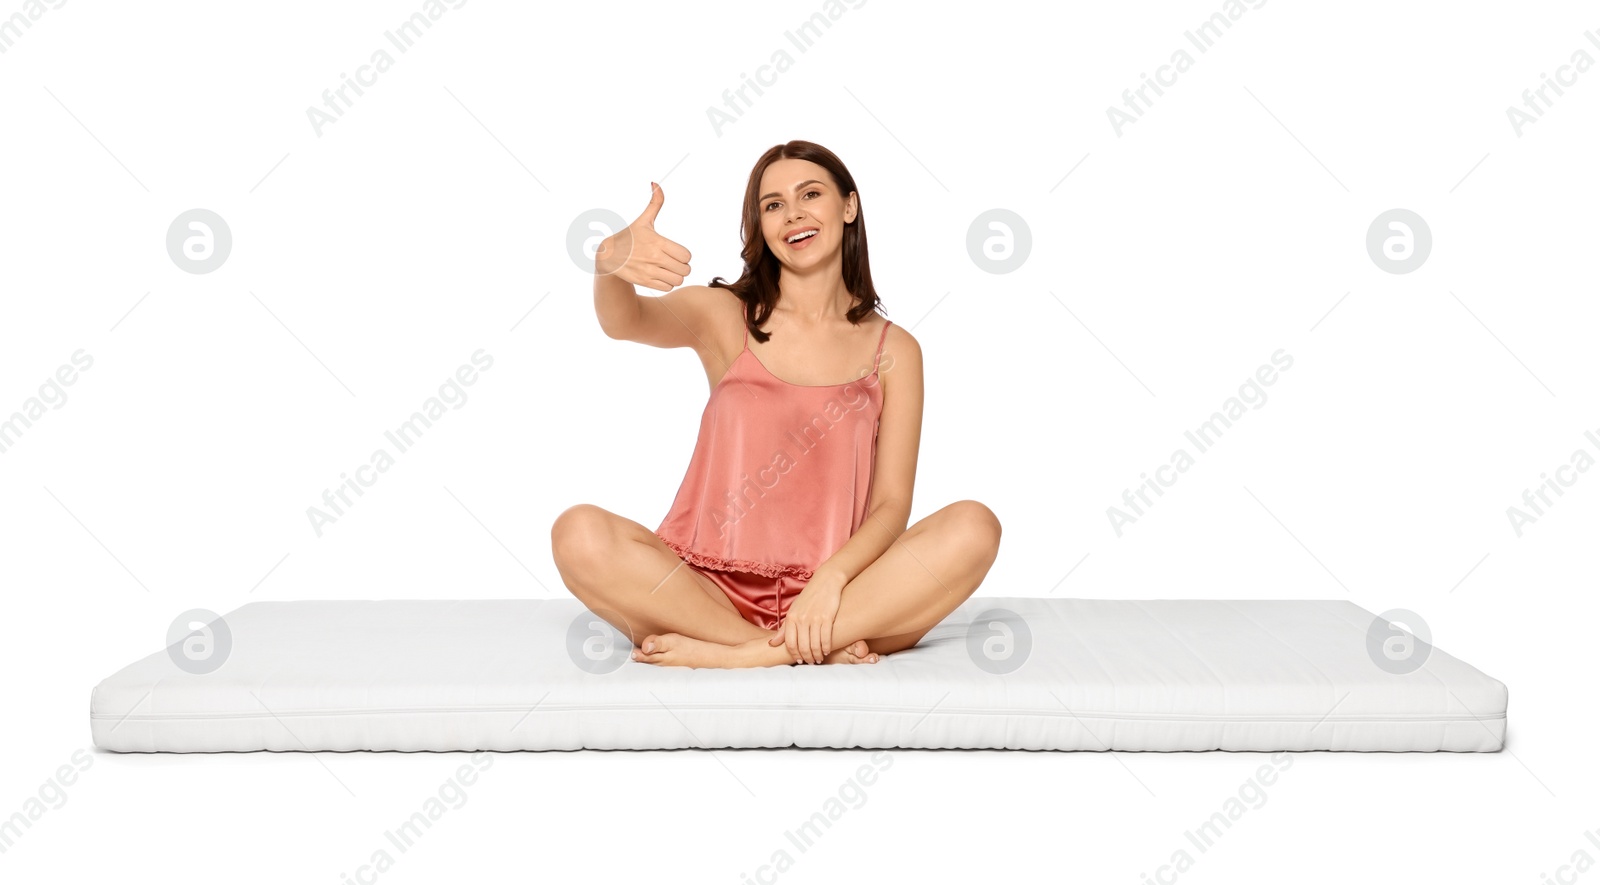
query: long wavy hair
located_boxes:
[708,140,883,343]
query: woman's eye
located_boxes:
[767,192,820,211]
[768,189,825,211]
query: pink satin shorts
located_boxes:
[687,564,805,632]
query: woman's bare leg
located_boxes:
[814,499,1000,657]
[634,500,1002,667]
[550,504,771,647]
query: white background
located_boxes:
[2,0,1595,881]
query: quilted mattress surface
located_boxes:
[89,597,1507,752]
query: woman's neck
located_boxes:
[776,270,853,324]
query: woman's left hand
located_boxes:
[769,578,844,664]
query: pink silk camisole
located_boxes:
[655,317,893,600]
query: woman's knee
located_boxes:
[943,499,1002,557]
[550,504,620,572]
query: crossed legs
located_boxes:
[550,500,1002,668]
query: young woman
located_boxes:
[552,140,1001,668]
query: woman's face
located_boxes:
[758,158,856,268]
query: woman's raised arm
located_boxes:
[592,182,719,349]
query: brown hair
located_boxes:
[708,140,883,343]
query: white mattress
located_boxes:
[90,597,1507,753]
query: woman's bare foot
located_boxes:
[631,633,746,668]
[822,639,881,664]
[631,634,883,668]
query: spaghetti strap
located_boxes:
[874,319,892,366]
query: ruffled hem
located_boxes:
[656,533,815,581]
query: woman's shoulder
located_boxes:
[666,284,745,330]
[877,313,918,352]
[672,283,740,311]
[874,314,920,381]
[679,283,749,355]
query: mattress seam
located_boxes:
[89,707,1507,723]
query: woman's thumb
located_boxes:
[636,181,665,227]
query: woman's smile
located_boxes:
[782,225,821,250]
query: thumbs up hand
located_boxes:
[595,182,693,292]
